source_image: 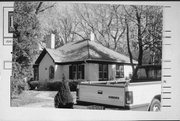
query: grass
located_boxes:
[11,91,51,107]
[48,91,58,98]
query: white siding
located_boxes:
[39,53,54,81]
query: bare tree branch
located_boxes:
[38,4,55,13]
[35,2,43,14]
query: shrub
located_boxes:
[29,81,39,90]
[47,81,62,91]
[36,80,82,91]
[37,81,48,91]
[10,77,28,98]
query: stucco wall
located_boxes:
[86,63,99,81]
[39,56,134,82]
[54,65,69,81]
[84,63,133,81]
[124,65,133,80]
[54,64,62,81]
[39,53,54,81]
[62,65,69,80]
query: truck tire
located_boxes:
[149,99,161,112]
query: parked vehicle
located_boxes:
[76,65,161,111]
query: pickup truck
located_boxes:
[76,65,161,111]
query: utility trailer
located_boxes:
[76,65,161,111]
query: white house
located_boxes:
[33,35,137,82]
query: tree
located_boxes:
[125,17,134,72]
[39,3,81,48]
[73,3,126,51]
[13,2,55,79]
[123,5,162,65]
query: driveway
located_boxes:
[21,91,56,108]
[13,91,119,110]
[21,91,80,108]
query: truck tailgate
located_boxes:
[77,84,126,107]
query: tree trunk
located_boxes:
[136,11,143,66]
[125,18,134,73]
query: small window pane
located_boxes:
[103,64,108,71]
[104,72,108,79]
[99,64,103,71]
[99,72,103,80]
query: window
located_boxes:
[34,66,39,80]
[99,64,108,81]
[49,65,54,80]
[116,64,124,78]
[77,64,85,79]
[69,64,84,80]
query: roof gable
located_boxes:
[35,49,55,64]
[35,49,47,64]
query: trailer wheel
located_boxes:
[149,99,161,112]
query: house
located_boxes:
[33,34,137,82]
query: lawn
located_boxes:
[11,91,56,107]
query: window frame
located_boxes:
[99,64,108,81]
[34,66,39,80]
[69,64,84,80]
[49,65,54,80]
[116,64,124,78]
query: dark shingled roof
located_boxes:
[35,39,138,64]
